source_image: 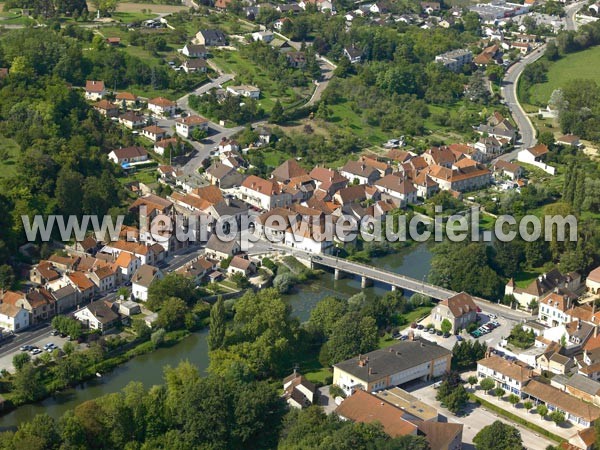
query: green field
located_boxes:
[529,46,600,105]
[0,135,20,179]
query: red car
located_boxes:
[476,307,482,313]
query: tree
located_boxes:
[323,312,377,365]
[494,387,505,398]
[269,100,284,124]
[208,297,226,351]
[151,328,166,347]
[480,378,495,394]
[473,420,522,450]
[155,297,188,331]
[467,375,478,389]
[147,274,198,309]
[537,404,548,418]
[132,318,151,340]
[0,265,15,290]
[63,341,76,356]
[308,296,348,339]
[12,363,47,403]
[524,400,533,411]
[13,353,31,371]
[549,410,565,426]
[440,319,452,334]
[508,393,520,408]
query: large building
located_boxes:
[333,338,452,396]
[431,292,478,334]
[435,49,473,72]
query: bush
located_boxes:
[262,257,277,273]
[151,328,166,347]
[329,384,346,399]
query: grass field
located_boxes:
[0,135,20,179]
[529,46,600,105]
[86,2,187,15]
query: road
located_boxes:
[497,1,586,162]
[306,57,336,107]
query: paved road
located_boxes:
[497,2,585,162]
[306,57,336,107]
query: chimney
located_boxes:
[368,368,372,375]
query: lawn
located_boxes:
[116,166,158,186]
[0,135,20,179]
[529,45,600,105]
[327,101,388,145]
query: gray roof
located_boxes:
[51,284,77,300]
[205,233,240,255]
[334,338,452,381]
[199,29,226,43]
[210,198,249,217]
[564,373,600,396]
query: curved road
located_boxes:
[497,1,586,162]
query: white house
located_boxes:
[141,125,168,142]
[0,303,29,331]
[477,355,533,396]
[148,97,177,117]
[518,144,556,175]
[175,115,209,138]
[226,85,261,99]
[73,301,119,333]
[85,80,106,101]
[131,264,163,301]
[181,43,208,58]
[374,174,418,207]
[251,31,274,43]
[114,252,141,281]
[108,146,149,165]
[239,175,292,210]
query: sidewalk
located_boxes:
[473,388,581,440]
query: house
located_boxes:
[416,421,464,450]
[374,174,418,207]
[182,59,208,73]
[239,175,292,210]
[118,111,146,129]
[552,373,600,407]
[276,4,302,14]
[204,233,241,260]
[30,261,60,285]
[85,80,106,100]
[474,112,517,142]
[565,427,596,450]
[131,264,163,301]
[147,97,177,117]
[522,379,600,427]
[175,115,209,138]
[413,172,440,199]
[283,371,318,409]
[506,269,580,309]
[66,272,96,301]
[87,265,117,293]
[286,51,307,69]
[273,17,292,30]
[310,167,348,196]
[226,85,260,99]
[339,160,380,185]
[251,31,274,43]
[431,292,478,334]
[108,146,149,165]
[587,267,600,294]
[334,185,378,207]
[538,292,573,327]
[423,146,457,168]
[333,338,452,396]
[492,160,523,180]
[74,301,120,333]
[358,156,392,177]
[154,137,182,156]
[272,159,308,184]
[421,1,441,13]
[217,138,240,153]
[227,255,256,276]
[214,0,232,9]
[475,136,505,159]
[114,251,141,281]
[557,134,582,148]
[335,390,419,437]
[181,43,208,58]
[477,355,533,395]
[537,347,574,374]
[435,49,473,72]
[195,29,227,46]
[427,161,491,192]
[205,162,244,188]
[175,257,215,284]
[343,45,362,63]
[94,100,119,117]
[518,144,556,175]
[141,125,168,142]
[375,387,439,422]
[114,300,141,316]
[115,92,138,107]
[0,303,29,332]
[50,284,78,314]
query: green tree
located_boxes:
[468,375,478,389]
[132,318,151,340]
[12,363,47,403]
[494,387,505,398]
[474,420,522,450]
[324,312,378,365]
[13,353,31,371]
[155,297,188,331]
[308,296,348,339]
[208,297,226,351]
[269,100,284,124]
[147,274,198,309]
[524,400,533,411]
[537,404,548,418]
[480,377,495,394]
[440,319,452,334]
[508,393,520,407]
[151,328,166,347]
[550,410,565,426]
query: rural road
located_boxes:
[497,1,586,162]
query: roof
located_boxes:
[242,175,281,196]
[205,233,239,255]
[119,111,144,122]
[310,167,347,185]
[148,96,176,107]
[83,301,119,324]
[94,99,118,110]
[116,92,137,101]
[184,43,207,53]
[341,160,379,179]
[440,292,477,318]
[425,146,456,166]
[557,134,580,144]
[335,185,369,204]
[587,266,600,284]
[540,292,570,312]
[375,174,417,195]
[335,390,418,438]
[110,146,148,160]
[198,29,226,42]
[176,115,208,125]
[385,149,412,163]
[86,80,105,93]
[52,284,77,300]
[272,159,308,182]
[417,421,463,450]
[527,144,549,157]
[523,380,600,422]
[375,387,438,421]
[575,427,596,447]
[563,373,600,396]
[131,264,161,288]
[206,161,236,180]
[229,255,254,271]
[493,160,522,173]
[477,355,532,382]
[68,272,95,291]
[130,194,173,214]
[143,125,167,135]
[35,261,60,281]
[334,339,451,382]
[0,303,24,318]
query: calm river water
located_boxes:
[0,243,433,428]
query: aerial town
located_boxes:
[0,0,599,447]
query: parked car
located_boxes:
[436,330,443,336]
[20,345,32,352]
[488,313,497,320]
[50,329,59,336]
[443,332,450,338]
[456,335,463,341]
[417,324,424,330]
[428,328,436,334]
[30,348,42,355]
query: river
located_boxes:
[0,243,432,428]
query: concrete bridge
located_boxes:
[292,251,529,322]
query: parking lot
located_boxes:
[0,332,73,373]
[404,310,517,351]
